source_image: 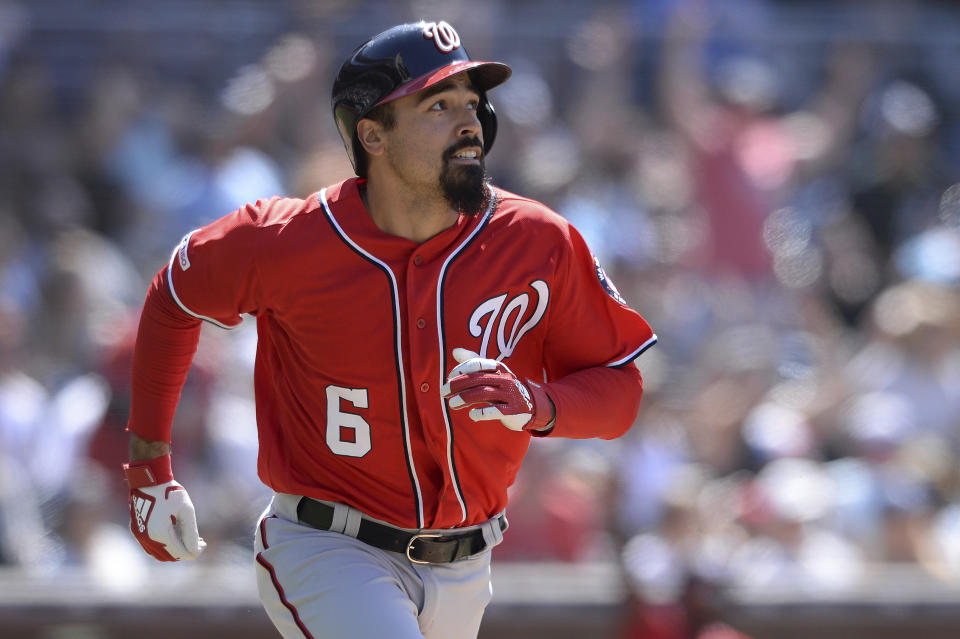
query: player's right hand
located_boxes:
[441,348,555,432]
[123,454,206,562]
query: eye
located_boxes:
[467,99,479,110]
[429,100,446,111]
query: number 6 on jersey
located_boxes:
[325,385,372,457]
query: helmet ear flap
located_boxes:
[334,105,364,176]
[478,93,498,155]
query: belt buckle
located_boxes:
[405,533,444,565]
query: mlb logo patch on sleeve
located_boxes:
[176,231,195,271]
[594,256,625,304]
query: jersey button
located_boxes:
[413,254,423,266]
[420,382,430,393]
[416,318,426,329]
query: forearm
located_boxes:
[129,432,172,461]
[539,363,644,440]
[128,266,203,445]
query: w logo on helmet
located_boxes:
[422,21,461,53]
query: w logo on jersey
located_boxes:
[468,280,549,361]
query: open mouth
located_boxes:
[451,149,479,160]
[447,143,483,165]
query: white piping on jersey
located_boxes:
[166,230,238,330]
[435,185,497,525]
[317,187,425,529]
[606,333,659,367]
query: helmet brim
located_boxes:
[376,60,511,107]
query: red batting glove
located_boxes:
[123,454,206,562]
[441,348,555,432]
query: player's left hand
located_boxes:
[441,348,555,432]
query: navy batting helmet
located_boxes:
[332,20,512,177]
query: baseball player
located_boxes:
[122,20,657,639]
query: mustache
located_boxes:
[444,137,484,160]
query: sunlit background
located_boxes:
[2,1,960,638]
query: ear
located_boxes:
[356,119,386,158]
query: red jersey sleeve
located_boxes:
[128,267,202,443]
[543,221,657,377]
[166,201,268,328]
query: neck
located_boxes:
[362,174,459,244]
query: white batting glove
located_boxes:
[123,455,206,562]
[441,348,555,432]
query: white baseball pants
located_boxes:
[254,493,503,639]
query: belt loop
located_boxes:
[343,507,362,538]
[329,502,349,534]
[481,514,505,548]
[276,493,303,522]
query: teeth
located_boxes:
[454,150,478,159]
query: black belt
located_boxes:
[296,498,507,564]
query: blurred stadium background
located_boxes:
[2,0,960,637]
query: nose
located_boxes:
[457,107,482,142]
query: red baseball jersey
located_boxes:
[163,177,656,528]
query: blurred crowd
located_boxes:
[2,0,960,633]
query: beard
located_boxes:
[440,138,491,216]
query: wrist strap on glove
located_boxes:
[123,454,174,488]
[523,380,556,433]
